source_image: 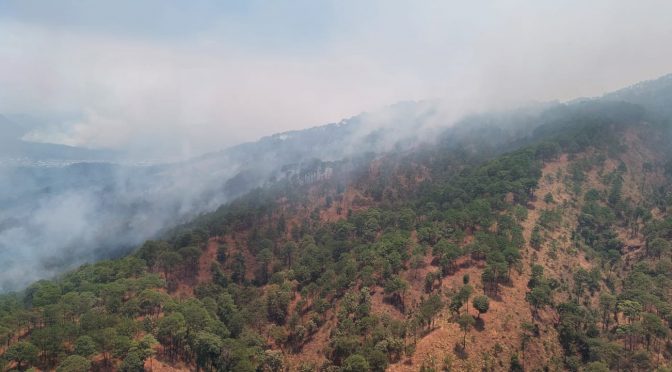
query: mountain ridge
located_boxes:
[1,74,672,371]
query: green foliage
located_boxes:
[417,294,443,330]
[119,351,145,372]
[617,300,642,323]
[5,341,39,370]
[509,354,524,372]
[457,314,475,349]
[647,237,671,259]
[526,286,553,315]
[526,264,554,318]
[433,240,462,276]
[56,355,91,372]
[266,284,293,325]
[573,268,600,299]
[342,354,370,372]
[538,208,562,229]
[472,295,490,318]
[25,280,61,308]
[74,335,97,357]
[193,331,224,370]
[513,205,528,222]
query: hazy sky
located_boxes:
[1,0,671,160]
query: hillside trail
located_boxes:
[389,154,580,371]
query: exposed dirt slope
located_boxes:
[388,155,579,371]
[167,128,665,371]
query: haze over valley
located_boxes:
[1,2,672,372]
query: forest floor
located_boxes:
[162,143,658,371]
[388,154,580,371]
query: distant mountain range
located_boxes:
[0,114,117,165]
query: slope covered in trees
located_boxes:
[1,76,672,371]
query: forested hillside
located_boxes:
[1,77,672,371]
